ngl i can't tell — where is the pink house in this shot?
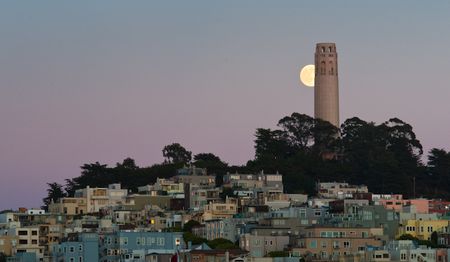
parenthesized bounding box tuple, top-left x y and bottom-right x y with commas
(379, 198, 429, 213)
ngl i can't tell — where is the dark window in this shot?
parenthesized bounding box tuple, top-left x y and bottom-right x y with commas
(18, 230, 28, 236)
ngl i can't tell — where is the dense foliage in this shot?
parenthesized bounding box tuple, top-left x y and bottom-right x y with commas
(43, 113, 450, 207)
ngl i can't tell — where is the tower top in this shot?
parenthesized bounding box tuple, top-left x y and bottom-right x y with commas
(315, 43, 337, 53)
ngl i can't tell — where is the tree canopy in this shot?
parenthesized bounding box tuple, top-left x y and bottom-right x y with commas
(44, 113, 450, 206)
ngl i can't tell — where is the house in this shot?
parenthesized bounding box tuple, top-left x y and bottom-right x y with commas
(100, 231, 184, 261)
(240, 233, 290, 257)
(52, 233, 99, 262)
(292, 226, 384, 261)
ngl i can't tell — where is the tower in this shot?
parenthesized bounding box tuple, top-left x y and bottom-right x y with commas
(314, 43, 339, 127)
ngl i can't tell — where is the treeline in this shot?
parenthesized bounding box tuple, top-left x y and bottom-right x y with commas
(43, 113, 450, 207)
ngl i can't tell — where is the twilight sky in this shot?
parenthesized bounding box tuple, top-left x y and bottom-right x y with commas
(1, 1, 450, 209)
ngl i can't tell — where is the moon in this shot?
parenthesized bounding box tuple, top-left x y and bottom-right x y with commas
(300, 64, 315, 87)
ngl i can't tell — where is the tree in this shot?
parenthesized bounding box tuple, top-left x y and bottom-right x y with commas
(266, 251, 290, 257)
(431, 231, 438, 247)
(427, 148, 450, 196)
(0, 253, 7, 262)
(64, 179, 77, 197)
(183, 232, 207, 245)
(254, 128, 291, 161)
(397, 234, 417, 241)
(193, 153, 228, 185)
(116, 157, 138, 169)
(42, 182, 66, 207)
(162, 143, 192, 164)
(277, 113, 315, 151)
(311, 118, 340, 155)
(207, 238, 238, 249)
(183, 220, 201, 233)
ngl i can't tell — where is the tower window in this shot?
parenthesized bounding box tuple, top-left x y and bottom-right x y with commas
(329, 46, 333, 52)
(321, 47, 325, 53)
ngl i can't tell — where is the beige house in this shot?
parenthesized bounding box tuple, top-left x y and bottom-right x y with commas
(74, 184, 128, 213)
(292, 226, 384, 261)
(48, 197, 87, 215)
(203, 198, 237, 221)
(0, 235, 18, 256)
(11, 226, 44, 260)
(240, 233, 290, 257)
(317, 182, 368, 199)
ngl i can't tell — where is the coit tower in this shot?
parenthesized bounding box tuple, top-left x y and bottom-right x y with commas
(314, 43, 339, 127)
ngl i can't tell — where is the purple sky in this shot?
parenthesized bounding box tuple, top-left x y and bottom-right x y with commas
(1, 1, 450, 209)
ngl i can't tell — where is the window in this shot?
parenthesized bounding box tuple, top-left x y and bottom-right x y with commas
(333, 241, 339, 248)
(120, 237, 128, 245)
(320, 61, 326, 75)
(18, 230, 28, 236)
(157, 237, 165, 246)
(344, 241, 350, 248)
(18, 240, 28, 245)
(70, 246, 75, 253)
(79, 245, 83, 251)
(309, 240, 317, 249)
(31, 230, 38, 236)
(32, 240, 37, 245)
(79, 257, 83, 262)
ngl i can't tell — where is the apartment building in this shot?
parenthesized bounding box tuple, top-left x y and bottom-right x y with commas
(292, 226, 384, 261)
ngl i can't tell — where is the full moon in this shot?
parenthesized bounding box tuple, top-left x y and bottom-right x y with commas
(300, 64, 315, 87)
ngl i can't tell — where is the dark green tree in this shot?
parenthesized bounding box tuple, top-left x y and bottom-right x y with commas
(0, 252, 7, 262)
(116, 157, 138, 169)
(183, 220, 201, 233)
(193, 153, 228, 186)
(266, 251, 290, 257)
(207, 238, 238, 249)
(183, 232, 207, 245)
(163, 143, 192, 164)
(277, 113, 315, 151)
(427, 148, 450, 196)
(42, 182, 66, 207)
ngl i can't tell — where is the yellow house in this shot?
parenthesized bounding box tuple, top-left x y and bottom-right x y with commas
(397, 219, 450, 240)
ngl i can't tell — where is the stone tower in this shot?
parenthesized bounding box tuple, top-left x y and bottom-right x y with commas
(314, 43, 339, 127)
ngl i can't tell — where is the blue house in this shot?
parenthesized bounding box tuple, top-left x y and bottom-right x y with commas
(52, 233, 99, 262)
(101, 231, 184, 261)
